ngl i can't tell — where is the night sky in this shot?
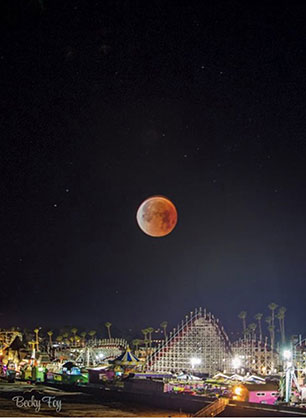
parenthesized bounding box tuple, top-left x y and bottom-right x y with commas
(2, 1, 306, 339)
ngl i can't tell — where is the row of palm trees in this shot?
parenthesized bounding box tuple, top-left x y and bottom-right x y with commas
(32, 322, 113, 348)
(132, 321, 168, 352)
(238, 303, 287, 350)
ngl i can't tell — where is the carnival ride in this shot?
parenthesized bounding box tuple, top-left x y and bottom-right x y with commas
(72, 338, 127, 367)
(293, 337, 306, 379)
(231, 336, 279, 375)
(0, 330, 23, 351)
(281, 345, 306, 404)
(146, 306, 285, 378)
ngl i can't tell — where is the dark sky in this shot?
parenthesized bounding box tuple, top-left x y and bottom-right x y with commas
(2, 0, 306, 339)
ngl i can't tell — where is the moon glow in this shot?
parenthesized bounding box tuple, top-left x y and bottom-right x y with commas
(136, 196, 178, 237)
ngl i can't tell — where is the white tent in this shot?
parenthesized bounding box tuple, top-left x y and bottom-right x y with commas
(229, 374, 244, 381)
(244, 374, 265, 383)
(213, 373, 231, 380)
(176, 373, 201, 381)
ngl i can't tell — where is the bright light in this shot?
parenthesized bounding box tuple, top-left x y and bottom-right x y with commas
(232, 356, 242, 369)
(190, 357, 201, 368)
(283, 350, 292, 360)
(99, 353, 104, 359)
(234, 386, 242, 396)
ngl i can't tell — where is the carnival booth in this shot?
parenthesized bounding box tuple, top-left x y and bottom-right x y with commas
(88, 365, 115, 383)
(164, 373, 204, 394)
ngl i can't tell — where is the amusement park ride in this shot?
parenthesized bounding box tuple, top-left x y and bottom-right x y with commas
(148, 307, 282, 376)
(0, 308, 305, 407)
(72, 338, 127, 367)
(148, 307, 232, 375)
(282, 338, 306, 403)
(282, 349, 301, 402)
(0, 330, 23, 351)
(146, 307, 306, 404)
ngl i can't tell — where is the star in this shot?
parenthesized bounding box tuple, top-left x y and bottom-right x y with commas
(53, 204, 58, 208)
(65, 189, 70, 193)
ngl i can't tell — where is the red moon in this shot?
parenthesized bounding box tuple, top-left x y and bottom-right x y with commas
(136, 196, 178, 237)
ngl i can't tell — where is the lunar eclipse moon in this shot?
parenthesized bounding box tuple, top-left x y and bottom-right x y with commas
(136, 196, 178, 237)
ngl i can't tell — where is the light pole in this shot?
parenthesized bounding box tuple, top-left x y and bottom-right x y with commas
(232, 356, 242, 373)
(283, 349, 293, 403)
(190, 357, 201, 370)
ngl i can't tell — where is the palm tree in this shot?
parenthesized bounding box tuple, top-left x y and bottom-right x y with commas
(80, 331, 87, 346)
(34, 328, 40, 351)
(142, 328, 148, 340)
(243, 326, 249, 340)
(62, 332, 69, 345)
(254, 313, 263, 341)
(47, 331, 53, 347)
(238, 311, 247, 334)
(132, 339, 141, 352)
(278, 306, 287, 344)
(268, 325, 275, 351)
(160, 321, 168, 340)
(249, 323, 257, 340)
(141, 329, 149, 355)
(265, 316, 272, 347)
(71, 328, 78, 345)
(268, 303, 278, 351)
(147, 327, 154, 348)
(88, 330, 96, 340)
(268, 303, 278, 327)
(105, 322, 112, 339)
(56, 335, 63, 350)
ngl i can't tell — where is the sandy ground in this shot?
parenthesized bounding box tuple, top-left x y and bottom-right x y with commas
(0, 398, 188, 417)
(0, 382, 187, 417)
